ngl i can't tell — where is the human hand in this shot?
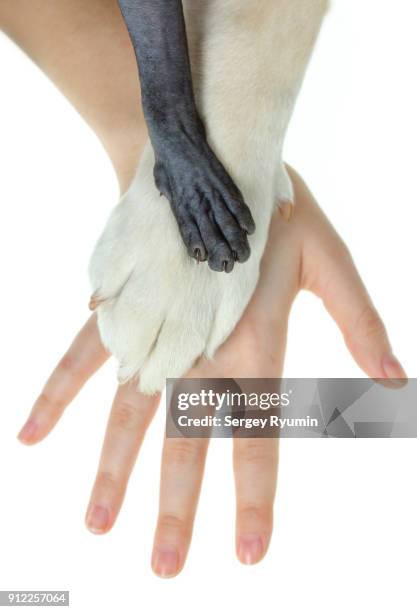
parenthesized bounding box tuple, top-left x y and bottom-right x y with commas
(17, 167, 406, 577)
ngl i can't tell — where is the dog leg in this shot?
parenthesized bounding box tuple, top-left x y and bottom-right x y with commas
(91, 0, 328, 394)
(117, 0, 255, 272)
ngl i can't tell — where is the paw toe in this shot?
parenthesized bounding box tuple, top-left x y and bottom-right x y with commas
(182, 222, 208, 262)
(225, 197, 256, 235)
(221, 226, 251, 264)
(208, 245, 235, 273)
(139, 315, 209, 394)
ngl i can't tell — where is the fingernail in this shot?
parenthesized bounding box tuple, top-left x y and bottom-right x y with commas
(86, 505, 110, 534)
(237, 535, 264, 565)
(382, 354, 408, 387)
(17, 418, 38, 444)
(152, 545, 179, 578)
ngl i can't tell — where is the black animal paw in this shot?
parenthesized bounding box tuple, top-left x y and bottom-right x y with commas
(153, 137, 255, 273)
(118, 0, 255, 272)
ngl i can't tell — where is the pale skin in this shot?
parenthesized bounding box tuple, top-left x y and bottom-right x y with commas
(1, 0, 406, 578)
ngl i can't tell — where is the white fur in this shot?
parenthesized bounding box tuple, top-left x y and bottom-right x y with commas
(89, 0, 328, 394)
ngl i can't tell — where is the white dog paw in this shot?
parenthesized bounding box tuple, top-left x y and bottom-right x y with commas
(89, 145, 264, 394)
(89, 146, 295, 394)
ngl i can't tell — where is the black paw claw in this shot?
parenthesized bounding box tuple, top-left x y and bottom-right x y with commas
(222, 260, 234, 274)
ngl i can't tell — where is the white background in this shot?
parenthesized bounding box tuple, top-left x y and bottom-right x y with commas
(1, 1, 416, 610)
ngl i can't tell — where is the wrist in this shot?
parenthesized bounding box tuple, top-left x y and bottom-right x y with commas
(145, 103, 205, 152)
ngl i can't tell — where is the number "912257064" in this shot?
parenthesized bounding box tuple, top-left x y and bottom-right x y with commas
(0, 591, 69, 606)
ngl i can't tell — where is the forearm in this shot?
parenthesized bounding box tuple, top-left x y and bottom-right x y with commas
(0, 0, 148, 193)
(117, 0, 201, 147)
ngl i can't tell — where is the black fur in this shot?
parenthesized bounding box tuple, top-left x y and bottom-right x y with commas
(118, 0, 255, 272)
